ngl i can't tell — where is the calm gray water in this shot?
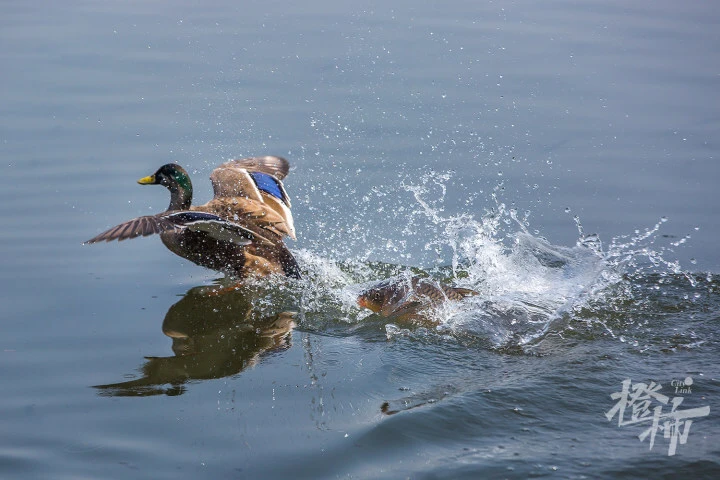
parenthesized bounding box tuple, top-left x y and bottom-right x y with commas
(1, 0, 719, 478)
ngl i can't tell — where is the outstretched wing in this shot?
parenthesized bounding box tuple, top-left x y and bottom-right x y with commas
(209, 156, 291, 206)
(206, 155, 296, 239)
(85, 215, 176, 243)
(85, 211, 272, 246)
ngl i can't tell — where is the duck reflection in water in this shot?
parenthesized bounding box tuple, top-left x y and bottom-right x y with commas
(94, 284, 295, 397)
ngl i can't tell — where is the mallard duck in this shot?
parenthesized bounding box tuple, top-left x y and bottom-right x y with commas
(357, 275, 477, 321)
(86, 156, 301, 279)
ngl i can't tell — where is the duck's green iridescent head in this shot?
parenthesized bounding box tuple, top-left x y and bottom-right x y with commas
(138, 163, 193, 211)
(137, 163, 190, 188)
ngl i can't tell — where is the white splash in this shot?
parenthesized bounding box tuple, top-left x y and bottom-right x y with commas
(289, 170, 695, 348)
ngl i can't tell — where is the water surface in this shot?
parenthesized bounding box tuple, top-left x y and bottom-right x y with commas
(1, 0, 719, 478)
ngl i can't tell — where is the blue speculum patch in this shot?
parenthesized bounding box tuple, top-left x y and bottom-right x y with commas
(250, 172, 285, 203)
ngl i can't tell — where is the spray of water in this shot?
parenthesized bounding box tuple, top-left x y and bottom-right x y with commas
(256, 170, 703, 351)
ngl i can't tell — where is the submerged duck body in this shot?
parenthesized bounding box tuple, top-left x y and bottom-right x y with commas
(86, 156, 300, 279)
(357, 275, 478, 321)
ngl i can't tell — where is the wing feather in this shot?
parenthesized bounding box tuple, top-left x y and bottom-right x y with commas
(203, 155, 296, 240)
(197, 199, 294, 239)
(85, 215, 174, 243)
(221, 155, 290, 180)
(86, 210, 277, 246)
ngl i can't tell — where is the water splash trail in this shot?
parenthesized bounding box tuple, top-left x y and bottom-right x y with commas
(276, 171, 706, 351)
